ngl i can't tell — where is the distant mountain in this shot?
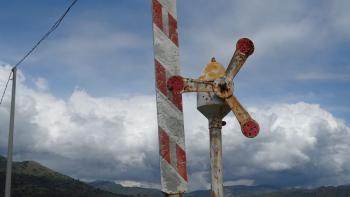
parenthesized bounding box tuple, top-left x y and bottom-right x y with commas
(90, 181, 281, 197)
(0, 155, 129, 197)
(0, 156, 70, 179)
(250, 185, 350, 197)
(90, 180, 164, 197)
(90, 180, 350, 197)
(1, 155, 350, 197)
(187, 185, 280, 197)
(187, 185, 350, 197)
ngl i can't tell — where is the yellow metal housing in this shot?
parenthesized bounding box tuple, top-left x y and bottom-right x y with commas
(199, 58, 226, 81)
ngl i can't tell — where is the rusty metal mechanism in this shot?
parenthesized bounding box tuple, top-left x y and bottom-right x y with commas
(152, 1, 259, 196)
(167, 38, 259, 138)
(167, 38, 259, 197)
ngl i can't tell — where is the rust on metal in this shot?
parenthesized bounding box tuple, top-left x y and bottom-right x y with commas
(213, 77, 233, 99)
(160, 14, 260, 195)
(167, 76, 216, 94)
(225, 51, 247, 81)
(236, 38, 254, 56)
(153, 1, 260, 196)
(167, 76, 184, 95)
(225, 95, 251, 125)
(166, 52, 260, 137)
(183, 78, 215, 93)
(156, 60, 183, 111)
(209, 117, 224, 197)
(242, 119, 259, 138)
(225, 38, 255, 80)
(225, 95, 259, 138)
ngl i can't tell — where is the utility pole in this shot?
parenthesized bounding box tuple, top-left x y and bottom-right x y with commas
(5, 67, 17, 197)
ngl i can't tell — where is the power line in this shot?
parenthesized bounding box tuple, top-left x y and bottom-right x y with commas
(0, 72, 12, 105)
(14, 0, 79, 69)
(0, 0, 79, 106)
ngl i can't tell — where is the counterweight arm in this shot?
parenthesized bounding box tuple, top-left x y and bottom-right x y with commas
(225, 95, 259, 138)
(166, 38, 259, 139)
(167, 76, 215, 94)
(225, 38, 254, 81)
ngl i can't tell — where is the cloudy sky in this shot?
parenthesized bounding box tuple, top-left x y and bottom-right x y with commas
(0, 0, 350, 192)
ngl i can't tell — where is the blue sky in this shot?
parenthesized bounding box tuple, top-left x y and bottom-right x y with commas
(0, 0, 350, 191)
(1, 0, 349, 120)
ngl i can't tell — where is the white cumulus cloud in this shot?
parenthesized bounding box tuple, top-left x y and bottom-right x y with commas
(0, 65, 349, 191)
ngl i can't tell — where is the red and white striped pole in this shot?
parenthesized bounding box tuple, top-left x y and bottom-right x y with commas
(151, 0, 188, 196)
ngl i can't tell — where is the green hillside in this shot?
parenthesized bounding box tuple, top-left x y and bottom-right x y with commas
(0, 156, 129, 197)
(1, 155, 350, 197)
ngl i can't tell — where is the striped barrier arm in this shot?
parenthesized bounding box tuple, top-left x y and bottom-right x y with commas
(151, 0, 188, 195)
